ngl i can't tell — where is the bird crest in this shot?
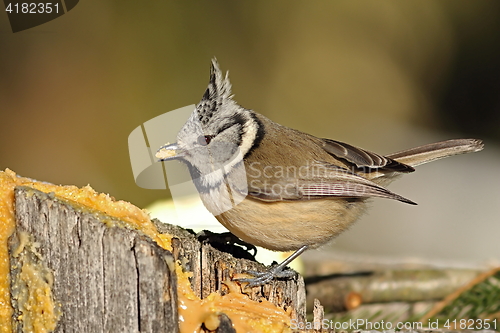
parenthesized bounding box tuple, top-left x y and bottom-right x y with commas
(197, 58, 234, 125)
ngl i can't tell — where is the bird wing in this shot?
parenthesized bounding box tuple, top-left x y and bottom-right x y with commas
(247, 162, 416, 204)
(321, 139, 415, 173)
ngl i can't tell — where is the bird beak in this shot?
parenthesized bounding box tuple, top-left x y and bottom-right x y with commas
(155, 142, 184, 161)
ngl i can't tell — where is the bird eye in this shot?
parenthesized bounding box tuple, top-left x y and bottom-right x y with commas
(197, 135, 213, 146)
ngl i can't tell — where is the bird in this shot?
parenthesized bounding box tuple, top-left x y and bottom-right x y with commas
(156, 59, 484, 286)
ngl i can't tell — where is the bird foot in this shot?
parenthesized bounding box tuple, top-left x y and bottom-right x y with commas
(235, 265, 297, 287)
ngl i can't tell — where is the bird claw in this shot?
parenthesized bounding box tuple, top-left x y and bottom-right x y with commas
(235, 267, 297, 287)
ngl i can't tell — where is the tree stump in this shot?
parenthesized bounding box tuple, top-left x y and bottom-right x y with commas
(8, 186, 307, 332)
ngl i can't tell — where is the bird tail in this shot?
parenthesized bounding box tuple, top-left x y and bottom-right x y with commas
(386, 139, 484, 167)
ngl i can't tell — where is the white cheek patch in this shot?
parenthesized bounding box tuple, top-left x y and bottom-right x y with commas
(238, 113, 258, 157)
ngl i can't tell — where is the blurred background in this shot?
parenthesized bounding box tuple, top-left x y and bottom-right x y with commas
(1, 1, 499, 267)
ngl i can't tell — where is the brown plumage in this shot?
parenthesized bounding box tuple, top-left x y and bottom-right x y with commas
(216, 113, 483, 251)
(157, 59, 484, 285)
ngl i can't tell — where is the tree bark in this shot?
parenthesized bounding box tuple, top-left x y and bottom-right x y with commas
(9, 186, 306, 332)
(9, 186, 179, 333)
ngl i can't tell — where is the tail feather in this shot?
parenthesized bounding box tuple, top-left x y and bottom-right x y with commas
(386, 139, 484, 167)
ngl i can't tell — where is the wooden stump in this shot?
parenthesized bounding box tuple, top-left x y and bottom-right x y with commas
(9, 186, 179, 332)
(8, 186, 307, 332)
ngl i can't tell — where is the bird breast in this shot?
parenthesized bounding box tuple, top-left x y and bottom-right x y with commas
(214, 196, 367, 252)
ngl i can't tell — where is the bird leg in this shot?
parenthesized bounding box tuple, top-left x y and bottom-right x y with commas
(235, 245, 308, 287)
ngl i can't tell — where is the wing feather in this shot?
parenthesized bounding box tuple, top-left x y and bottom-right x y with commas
(247, 162, 416, 204)
(322, 139, 414, 173)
